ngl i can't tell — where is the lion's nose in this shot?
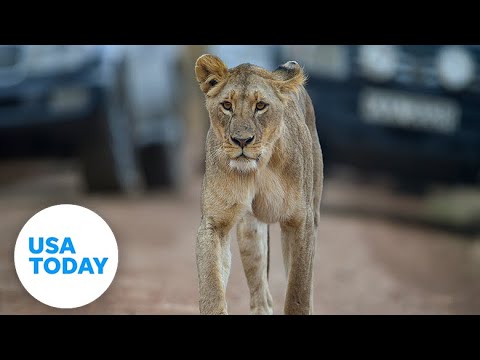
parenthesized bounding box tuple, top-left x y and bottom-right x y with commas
(231, 135, 255, 148)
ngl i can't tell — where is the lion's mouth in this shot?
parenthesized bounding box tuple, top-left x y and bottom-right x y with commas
(226, 145, 261, 163)
(237, 154, 253, 160)
(236, 153, 259, 162)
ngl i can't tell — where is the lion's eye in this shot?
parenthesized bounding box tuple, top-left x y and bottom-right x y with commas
(256, 101, 268, 111)
(222, 101, 232, 111)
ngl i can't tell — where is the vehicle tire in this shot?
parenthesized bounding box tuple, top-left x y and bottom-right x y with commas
(80, 65, 141, 194)
(139, 143, 183, 191)
(458, 165, 480, 185)
(394, 178, 429, 196)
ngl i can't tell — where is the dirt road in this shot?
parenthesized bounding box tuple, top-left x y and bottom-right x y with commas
(0, 161, 479, 314)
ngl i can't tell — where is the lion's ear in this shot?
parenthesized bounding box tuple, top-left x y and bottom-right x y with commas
(273, 60, 307, 93)
(195, 54, 228, 94)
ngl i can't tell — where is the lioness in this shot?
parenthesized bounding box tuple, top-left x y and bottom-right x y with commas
(195, 54, 323, 315)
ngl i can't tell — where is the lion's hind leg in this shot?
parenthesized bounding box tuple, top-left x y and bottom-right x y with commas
(236, 212, 273, 315)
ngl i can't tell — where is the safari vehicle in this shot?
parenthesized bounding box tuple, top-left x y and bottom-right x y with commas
(279, 45, 480, 190)
(0, 45, 183, 193)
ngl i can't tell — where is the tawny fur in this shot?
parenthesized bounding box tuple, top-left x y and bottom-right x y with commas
(195, 54, 323, 315)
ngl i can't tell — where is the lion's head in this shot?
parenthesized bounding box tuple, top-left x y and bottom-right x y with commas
(195, 54, 307, 173)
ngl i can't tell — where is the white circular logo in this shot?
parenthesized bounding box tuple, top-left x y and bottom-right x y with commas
(14, 204, 118, 309)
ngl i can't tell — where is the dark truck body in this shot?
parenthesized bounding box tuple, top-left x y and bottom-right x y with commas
(279, 45, 480, 186)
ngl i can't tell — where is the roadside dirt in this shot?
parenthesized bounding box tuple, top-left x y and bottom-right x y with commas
(0, 161, 479, 314)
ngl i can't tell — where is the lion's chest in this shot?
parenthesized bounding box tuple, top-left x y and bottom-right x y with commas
(251, 168, 295, 224)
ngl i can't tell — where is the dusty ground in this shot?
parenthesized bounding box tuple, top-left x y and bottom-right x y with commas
(0, 160, 479, 315)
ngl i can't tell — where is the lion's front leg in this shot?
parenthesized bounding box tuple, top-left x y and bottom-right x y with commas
(237, 212, 273, 315)
(196, 217, 233, 315)
(280, 210, 316, 315)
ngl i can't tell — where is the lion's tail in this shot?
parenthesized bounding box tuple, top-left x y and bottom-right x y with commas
(267, 224, 270, 281)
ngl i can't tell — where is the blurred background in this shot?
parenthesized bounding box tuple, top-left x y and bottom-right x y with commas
(0, 45, 479, 314)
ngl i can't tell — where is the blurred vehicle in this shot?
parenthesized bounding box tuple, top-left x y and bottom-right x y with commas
(125, 45, 184, 191)
(0, 45, 183, 193)
(208, 45, 278, 70)
(279, 45, 480, 191)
